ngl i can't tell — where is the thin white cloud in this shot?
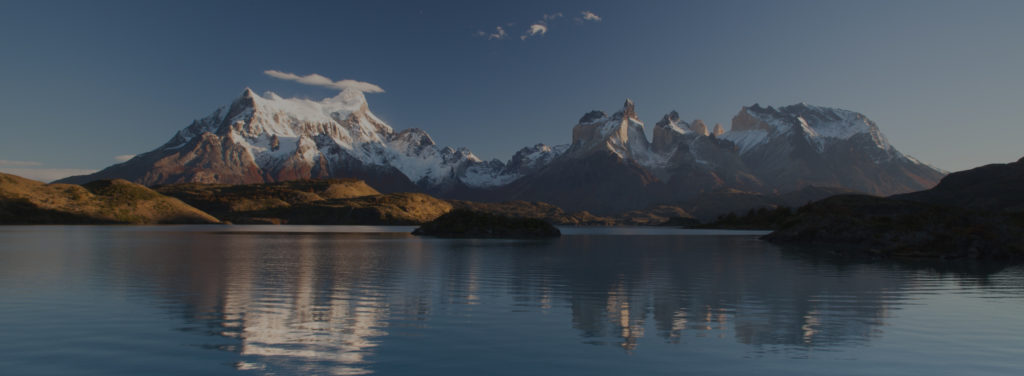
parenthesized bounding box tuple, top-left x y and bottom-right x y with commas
(263, 70, 384, 93)
(482, 10, 600, 42)
(0, 160, 42, 167)
(581, 11, 602, 22)
(487, 26, 508, 40)
(521, 24, 548, 40)
(0, 168, 98, 183)
(114, 155, 135, 162)
(542, 12, 563, 21)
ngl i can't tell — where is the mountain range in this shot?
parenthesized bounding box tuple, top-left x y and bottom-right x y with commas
(59, 89, 945, 214)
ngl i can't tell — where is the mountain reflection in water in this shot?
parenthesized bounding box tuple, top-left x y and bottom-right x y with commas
(1, 226, 1021, 376)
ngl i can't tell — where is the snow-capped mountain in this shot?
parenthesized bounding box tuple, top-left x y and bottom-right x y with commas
(720, 103, 944, 195)
(60, 88, 508, 190)
(486, 100, 943, 213)
(59, 90, 944, 214)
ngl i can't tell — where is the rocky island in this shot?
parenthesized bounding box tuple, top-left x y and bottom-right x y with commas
(412, 210, 561, 238)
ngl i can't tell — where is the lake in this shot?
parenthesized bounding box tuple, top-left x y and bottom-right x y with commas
(1, 226, 1022, 375)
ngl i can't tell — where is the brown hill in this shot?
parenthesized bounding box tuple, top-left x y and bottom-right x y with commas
(279, 193, 453, 225)
(156, 180, 448, 225)
(155, 179, 379, 221)
(0, 173, 219, 224)
(157, 178, 701, 226)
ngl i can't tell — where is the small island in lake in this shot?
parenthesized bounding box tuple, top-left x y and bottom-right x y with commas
(412, 209, 561, 238)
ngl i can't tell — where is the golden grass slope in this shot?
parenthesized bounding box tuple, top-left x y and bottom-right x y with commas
(0, 172, 219, 224)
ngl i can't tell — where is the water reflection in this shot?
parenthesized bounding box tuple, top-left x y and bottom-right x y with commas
(2, 227, 1022, 375)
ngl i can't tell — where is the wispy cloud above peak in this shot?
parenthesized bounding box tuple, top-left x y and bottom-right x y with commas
(489, 26, 508, 40)
(478, 9, 601, 42)
(264, 70, 384, 93)
(580, 11, 602, 22)
(521, 24, 548, 40)
(542, 12, 563, 21)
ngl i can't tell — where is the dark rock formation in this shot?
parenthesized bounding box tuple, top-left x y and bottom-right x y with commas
(893, 155, 1024, 212)
(763, 195, 1024, 260)
(412, 209, 561, 238)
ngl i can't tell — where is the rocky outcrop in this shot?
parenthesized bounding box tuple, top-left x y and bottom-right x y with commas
(712, 123, 725, 136)
(689, 119, 710, 136)
(651, 111, 686, 153)
(567, 99, 648, 160)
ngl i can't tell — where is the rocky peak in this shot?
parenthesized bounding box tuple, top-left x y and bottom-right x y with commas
(652, 111, 688, 154)
(579, 110, 607, 124)
(731, 106, 777, 133)
(393, 128, 436, 148)
(569, 99, 648, 159)
(506, 143, 567, 173)
(689, 119, 710, 136)
(327, 88, 370, 112)
(713, 123, 725, 136)
(655, 111, 682, 128)
(619, 99, 638, 120)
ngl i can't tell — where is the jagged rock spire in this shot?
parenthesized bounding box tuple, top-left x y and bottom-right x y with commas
(689, 119, 710, 136)
(621, 99, 637, 120)
(713, 123, 725, 136)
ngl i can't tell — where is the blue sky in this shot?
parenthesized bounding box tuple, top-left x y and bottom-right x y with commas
(1, 0, 1022, 181)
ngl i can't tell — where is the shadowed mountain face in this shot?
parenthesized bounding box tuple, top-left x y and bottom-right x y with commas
(761, 156, 1024, 259)
(58, 90, 944, 214)
(893, 155, 1024, 212)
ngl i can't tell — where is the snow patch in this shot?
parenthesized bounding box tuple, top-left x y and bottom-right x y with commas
(721, 130, 768, 154)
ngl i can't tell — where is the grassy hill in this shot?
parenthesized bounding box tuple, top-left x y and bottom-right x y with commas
(157, 179, 699, 226)
(156, 180, 451, 225)
(0, 173, 219, 224)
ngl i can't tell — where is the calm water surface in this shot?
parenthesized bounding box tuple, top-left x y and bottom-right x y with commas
(1, 226, 1022, 375)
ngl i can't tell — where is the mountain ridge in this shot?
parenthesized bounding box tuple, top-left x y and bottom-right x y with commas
(58, 89, 946, 214)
